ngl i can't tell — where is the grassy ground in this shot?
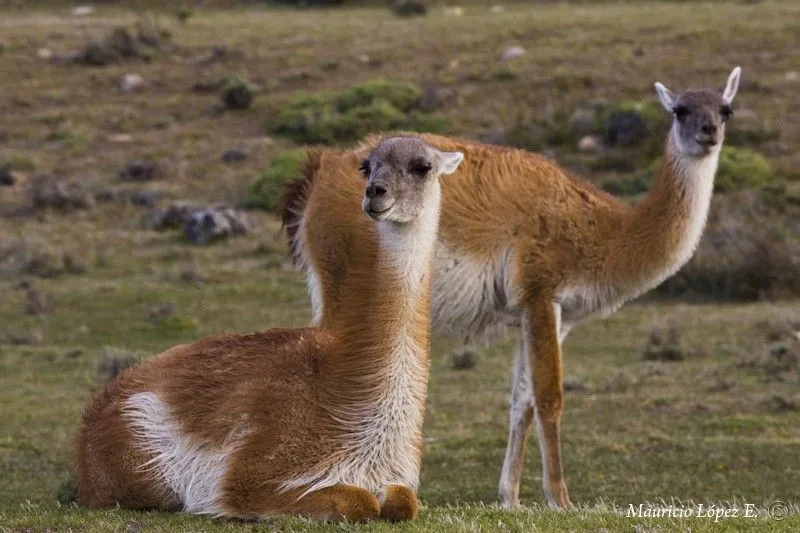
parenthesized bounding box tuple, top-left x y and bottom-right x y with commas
(1, 1, 799, 531)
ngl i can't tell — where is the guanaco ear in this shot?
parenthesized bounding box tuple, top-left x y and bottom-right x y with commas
(722, 66, 742, 105)
(654, 82, 676, 112)
(438, 151, 464, 175)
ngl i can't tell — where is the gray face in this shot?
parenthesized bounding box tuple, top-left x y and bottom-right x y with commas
(670, 89, 733, 157)
(360, 137, 463, 224)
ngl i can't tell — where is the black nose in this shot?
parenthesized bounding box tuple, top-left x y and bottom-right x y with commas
(366, 183, 387, 199)
(701, 124, 717, 135)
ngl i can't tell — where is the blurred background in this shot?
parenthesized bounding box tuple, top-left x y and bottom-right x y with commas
(0, 0, 798, 528)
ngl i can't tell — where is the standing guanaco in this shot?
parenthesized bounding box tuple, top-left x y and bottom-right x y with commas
(76, 137, 464, 521)
(282, 67, 742, 508)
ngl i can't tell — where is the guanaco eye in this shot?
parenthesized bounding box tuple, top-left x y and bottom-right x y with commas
(672, 105, 690, 121)
(359, 159, 370, 179)
(409, 158, 432, 175)
(720, 105, 733, 122)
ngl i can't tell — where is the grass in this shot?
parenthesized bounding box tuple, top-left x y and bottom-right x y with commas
(1, 1, 799, 530)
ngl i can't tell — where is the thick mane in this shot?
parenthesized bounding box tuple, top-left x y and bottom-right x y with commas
(279, 148, 326, 267)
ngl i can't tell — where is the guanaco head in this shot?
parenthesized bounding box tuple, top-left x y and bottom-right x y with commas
(360, 136, 463, 223)
(654, 66, 741, 157)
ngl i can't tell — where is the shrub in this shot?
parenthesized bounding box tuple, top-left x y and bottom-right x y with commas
(221, 74, 258, 111)
(246, 149, 308, 211)
(271, 79, 445, 145)
(336, 79, 422, 113)
(714, 146, 774, 193)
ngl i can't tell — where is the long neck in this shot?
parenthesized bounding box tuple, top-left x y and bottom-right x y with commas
(325, 183, 442, 401)
(611, 128, 718, 295)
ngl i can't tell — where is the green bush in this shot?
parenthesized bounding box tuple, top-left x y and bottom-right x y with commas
(246, 149, 308, 211)
(714, 146, 774, 193)
(271, 78, 446, 145)
(336, 78, 422, 113)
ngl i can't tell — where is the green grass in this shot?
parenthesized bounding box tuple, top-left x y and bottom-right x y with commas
(1, 1, 799, 530)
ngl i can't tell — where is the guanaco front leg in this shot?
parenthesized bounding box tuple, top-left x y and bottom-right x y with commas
(379, 484, 419, 521)
(498, 334, 535, 508)
(284, 484, 381, 522)
(527, 300, 572, 508)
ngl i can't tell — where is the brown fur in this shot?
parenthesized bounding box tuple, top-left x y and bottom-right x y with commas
(283, 122, 727, 508)
(76, 139, 447, 521)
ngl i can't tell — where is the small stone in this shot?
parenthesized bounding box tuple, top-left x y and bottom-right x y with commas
(502, 46, 525, 61)
(119, 73, 145, 93)
(184, 206, 254, 245)
(451, 349, 479, 370)
(37, 48, 54, 60)
(491, 5, 505, 13)
(95, 188, 122, 203)
(1, 167, 25, 186)
(564, 375, 588, 392)
(71, 5, 95, 16)
(785, 71, 800, 82)
(221, 149, 249, 164)
(106, 133, 133, 143)
(578, 135, 602, 153)
(192, 79, 222, 93)
(392, 0, 428, 17)
(120, 160, 168, 182)
(443, 6, 464, 16)
(131, 190, 163, 207)
(147, 201, 197, 230)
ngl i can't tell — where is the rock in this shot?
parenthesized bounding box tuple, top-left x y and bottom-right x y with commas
(192, 79, 223, 93)
(106, 133, 134, 143)
(71, 5, 95, 16)
(1, 167, 25, 186)
(502, 46, 525, 61)
(443, 6, 464, 16)
(451, 349, 479, 370)
(76, 26, 161, 67)
(392, 0, 428, 17)
(79, 42, 117, 66)
(131, 190, 163, 207)
(785, 71, 800, 82)
(578, 135, 602, 153)
(563, 375, 588, 392)
(221, 149, 249, 164)
(28, 175, 95, 211)
(491, 5, 505, 13)
(148, 201, 197, 230)
(119, 73, 145, 93)
(184, 206, 254, 245)
(119, 160, 168, 182)
(37, 48, 54, 60)
(95, 188, 122, 203)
